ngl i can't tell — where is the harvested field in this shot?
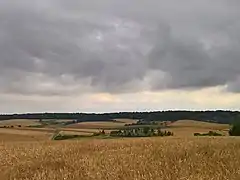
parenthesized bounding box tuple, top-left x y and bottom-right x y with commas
(60, 131, 93, 136)
(0, 128, 52, 142)
(0, 119, 41, 127)
(165, 120, 230, 136)
(169, 120, 229, 130)
(61, 128, 112, 134)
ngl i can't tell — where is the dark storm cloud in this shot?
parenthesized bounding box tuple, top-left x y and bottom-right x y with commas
(0, 0, 240, 96)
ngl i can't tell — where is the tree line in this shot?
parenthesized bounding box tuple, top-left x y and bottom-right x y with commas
(0, 110, 239, 124)
(110, 127, 173, 137)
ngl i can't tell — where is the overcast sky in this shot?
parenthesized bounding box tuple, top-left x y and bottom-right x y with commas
(1, 0, 240, 113)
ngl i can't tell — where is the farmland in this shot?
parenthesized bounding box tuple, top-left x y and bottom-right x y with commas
(1, 137, 240, 180)
(1, 118, 239, 180)
(0, 119, 41, 126)
(165, 120, 230, 136)
(0, 119, 230, 142)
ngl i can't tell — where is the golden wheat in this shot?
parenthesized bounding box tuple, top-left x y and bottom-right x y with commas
(1, 137, 240, 180)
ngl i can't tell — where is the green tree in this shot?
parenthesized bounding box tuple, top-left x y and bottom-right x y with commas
(151, 129, 155, 136)
(143, 126, 150, 135)
(229, 122, 240, 136)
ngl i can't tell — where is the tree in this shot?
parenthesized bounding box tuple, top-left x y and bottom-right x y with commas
(229, 122, 240, 136)
(151, 129, 155, 136)
(143, 127, 150, 135)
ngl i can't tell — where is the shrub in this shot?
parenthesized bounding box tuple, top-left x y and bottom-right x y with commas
(53, 133, 83, 140)
(194, 131, 223, 136)
(194, 133, 201, 136)
(93, 132, 101, 136)
(143, 127, 150, 135)
(229, 122, 240, 136)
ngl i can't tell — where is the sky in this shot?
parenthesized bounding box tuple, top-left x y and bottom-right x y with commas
(1, 0, 240, 113)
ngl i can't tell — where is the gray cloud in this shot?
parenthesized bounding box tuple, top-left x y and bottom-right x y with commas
(1, 0, 240, 96)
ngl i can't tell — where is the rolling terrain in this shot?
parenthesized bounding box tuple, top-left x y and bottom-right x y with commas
(165, 120, 230, 136)
(0, 118, 239, 180)
(0, 119, 230, 142)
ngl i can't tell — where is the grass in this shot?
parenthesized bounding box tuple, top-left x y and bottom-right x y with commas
(1, 137, 240, 180)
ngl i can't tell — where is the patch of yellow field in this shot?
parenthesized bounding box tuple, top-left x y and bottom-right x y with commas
(169, 120, 229, 130)
(165, 120, 230, 136)
(60, 128, 111, 134)
(0, 128, 52, 142)
(0, 119, 41, 126)
(17, 127, 56, 133)
(1, 137, 240, 180)
(60, 131, 93, 136)
(164, 127, 228, 136)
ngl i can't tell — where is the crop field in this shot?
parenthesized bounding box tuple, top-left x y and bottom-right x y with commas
(0, 119, 239, 179)
(66, 120, 130, 129)
(166, 120, 230, 136)
(61, 128, 112, 134)
(169, 120, 229, 130)
(0, 119, 231, 142)
(0, 128, 52, 142)
(0, 119, 41, 127)
(0, 137, 240, 180)
(60, 130, 93, 136)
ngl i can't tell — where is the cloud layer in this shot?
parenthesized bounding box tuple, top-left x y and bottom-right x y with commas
(1, 0, 240, 97)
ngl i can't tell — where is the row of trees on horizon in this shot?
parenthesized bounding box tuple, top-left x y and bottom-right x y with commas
(0, 110, 240, 124)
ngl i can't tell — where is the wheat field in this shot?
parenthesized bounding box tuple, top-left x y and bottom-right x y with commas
(1, 137, 240, 180)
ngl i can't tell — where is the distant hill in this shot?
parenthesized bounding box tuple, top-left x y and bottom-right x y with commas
(0, 110, 239, 124)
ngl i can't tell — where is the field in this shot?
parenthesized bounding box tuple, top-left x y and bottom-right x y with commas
(0, 119, 230, 142)
(0, 119, 239, 179)
(66, 119, 138, 129)
(0, 128, 52, 142)
(166, 120, 230, 136)
(0, 118, 139, 142)
(0, 119, 41, 126)
(1, 137, 240, 180)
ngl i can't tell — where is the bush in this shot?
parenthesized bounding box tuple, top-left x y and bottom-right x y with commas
(194, 131, 223, 136)
(53, 133, 85, 140)
(93, 132, 101, 136)
(229, 122, 240, 136)
(194, 133, 201, 136)
(143, 127, 150, 135)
